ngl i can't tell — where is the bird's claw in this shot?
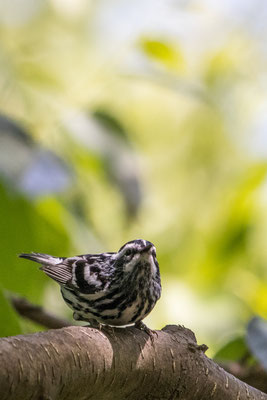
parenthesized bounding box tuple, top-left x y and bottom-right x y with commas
(135, 321, 158, 343)
(102, 325, 115, 335)
(86, 318, 102, 330)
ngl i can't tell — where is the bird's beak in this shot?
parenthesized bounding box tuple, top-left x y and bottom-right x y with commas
(139, 244, 153, 254)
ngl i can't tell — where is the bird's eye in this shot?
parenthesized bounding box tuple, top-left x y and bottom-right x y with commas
(125, 249, 132, 256)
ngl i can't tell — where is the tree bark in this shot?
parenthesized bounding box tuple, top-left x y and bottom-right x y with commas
(0, 325, 266, 400)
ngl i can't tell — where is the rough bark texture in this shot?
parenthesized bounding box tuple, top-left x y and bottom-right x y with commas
(0, 325, 266, 400)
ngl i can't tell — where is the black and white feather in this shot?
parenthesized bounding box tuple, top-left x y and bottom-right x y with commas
(19, 239, 161, 328)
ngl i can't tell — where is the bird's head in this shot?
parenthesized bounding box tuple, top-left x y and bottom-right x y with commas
(114, 239, 158, 276)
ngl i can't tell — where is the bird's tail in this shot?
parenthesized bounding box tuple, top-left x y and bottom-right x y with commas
(19, 253, 62, 266)
(19, 253, 70, 285)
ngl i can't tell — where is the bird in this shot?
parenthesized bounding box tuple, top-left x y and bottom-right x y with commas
(19, 239, 161, 335)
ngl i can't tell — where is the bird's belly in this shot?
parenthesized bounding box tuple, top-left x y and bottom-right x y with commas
(61, 287, 155, 326)
(97, 296, 153, 326)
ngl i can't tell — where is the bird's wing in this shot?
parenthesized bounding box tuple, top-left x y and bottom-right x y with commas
(20, 252, 114, 294)
(67, 254, 113, 294)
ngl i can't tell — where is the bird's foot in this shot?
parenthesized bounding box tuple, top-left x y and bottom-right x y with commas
(135, 321, 158, 343)
(102, 325, 115, 335)
(88, 319, 103, 330)
(73, 313, 103, 330)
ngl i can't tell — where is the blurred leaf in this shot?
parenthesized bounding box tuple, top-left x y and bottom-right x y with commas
(65, 110, 142, 217)
(246, 316, 267, 371)
(19, 150, 72, 196)
(204, 44, 240, 87)
(93, 110, 142, 217)
(0, 113, 72, 196)
(0, 181, 71, 302)
(140, 38, 185, 72)
(19, 61, 62, 89)
(214, 336, 248, 362)
(216, 163, 267, 259)
(93, 110, 128, 141)
(0, 288, 22, 337)
(0, 114, 31, 144)
(192, 162, 267, 289)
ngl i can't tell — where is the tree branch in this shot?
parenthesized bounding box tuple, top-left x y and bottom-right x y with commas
(0, 325, 266, 400)
(221, 362, 267, 395)
(10, 295, 72, 329)
(11, 295, 267, 395)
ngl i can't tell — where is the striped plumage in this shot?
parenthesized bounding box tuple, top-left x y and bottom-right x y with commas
(19, 239, 161, 329)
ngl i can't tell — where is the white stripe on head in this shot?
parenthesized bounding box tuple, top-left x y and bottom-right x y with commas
(124, 253, 139, 272)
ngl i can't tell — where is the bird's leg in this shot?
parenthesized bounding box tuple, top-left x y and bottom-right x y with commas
(73, 312, 83, 322)
(73, 313, 102, 330)
(104, 325, 115, 333)
(88, 318, 102, 330)
(135, 321, 158, 343)
(102, 325, 115, 336)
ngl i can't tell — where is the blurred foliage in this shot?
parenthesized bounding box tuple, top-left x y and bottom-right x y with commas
(0, 288, 22, 337)
(0, 0, 266, 360)
(0, 182, 71, 298)
(214, 336, 248, 363)
(246, 316, 267, 372)
(139, 38, 185, 72)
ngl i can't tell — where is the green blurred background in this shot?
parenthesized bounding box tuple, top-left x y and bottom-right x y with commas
(0, 0, 267, 355)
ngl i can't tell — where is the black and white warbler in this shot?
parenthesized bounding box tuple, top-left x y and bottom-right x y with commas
(19, 239, 161, 333)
